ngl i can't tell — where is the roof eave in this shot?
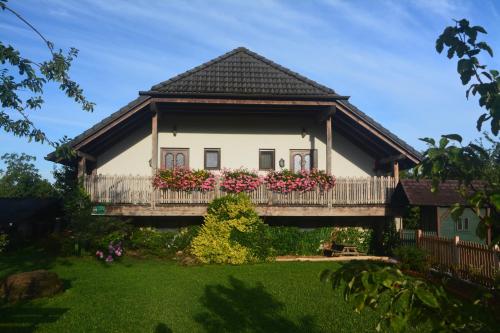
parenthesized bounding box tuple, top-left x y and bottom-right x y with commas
(138, 90, 350, 101)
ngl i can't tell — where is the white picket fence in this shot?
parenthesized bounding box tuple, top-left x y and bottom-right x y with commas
(84, 175, 396, 206)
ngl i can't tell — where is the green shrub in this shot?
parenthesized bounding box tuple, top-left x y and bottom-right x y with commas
(170, 226, 200, 254)
(393, 246, 430, 272)
(268, 226, 373, 256)
(129, 227, 175, 255)
(331, 227, 373, 254)
(0, 232, 9, 253)
(191, 194, 272, 264)
(267, 227, 303, 255)
(66, 216, 132, 253)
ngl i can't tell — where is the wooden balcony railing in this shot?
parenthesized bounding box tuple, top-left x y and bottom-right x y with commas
(83, 175, 396, 206)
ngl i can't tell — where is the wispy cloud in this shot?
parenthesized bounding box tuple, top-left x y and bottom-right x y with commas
(1, 0, 499, 178)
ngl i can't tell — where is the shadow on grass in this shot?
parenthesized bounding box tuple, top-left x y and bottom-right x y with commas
(0, 305, 68, 333)
(0, 247, 72, 280)
(194, 276, 320, 333)
(154, 322, 173, 333)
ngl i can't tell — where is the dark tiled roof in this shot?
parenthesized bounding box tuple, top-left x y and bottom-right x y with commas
(46, 47, 421, 163)
(142, 47, 343, 98)
(393, 180, 485, 206)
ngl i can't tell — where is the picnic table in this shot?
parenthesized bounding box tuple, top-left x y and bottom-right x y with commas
(331, 244, 361, 257)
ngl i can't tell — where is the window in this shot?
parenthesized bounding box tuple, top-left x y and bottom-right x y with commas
(160, 148, 189, 169)
(259, 149, 275, 170)
(204, 148, 221, 170)
(456, 217, 469, 231)
(290, 149, 317, 172)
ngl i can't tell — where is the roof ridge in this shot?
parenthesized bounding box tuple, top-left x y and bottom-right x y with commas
(240, 48, 337, 95)
(149, 47, 338, 96)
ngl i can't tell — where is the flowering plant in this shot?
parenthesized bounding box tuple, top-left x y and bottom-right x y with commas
(96, 241, 123, 263)
(153, 168, 216, 191)
(220, 168, 262, 193)
(265, 169, 335, 193)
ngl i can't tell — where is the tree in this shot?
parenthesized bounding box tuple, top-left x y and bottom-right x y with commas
(417, 19, 500, 245)
(0, 0, 93, 150)
(321, 19, 499, 332)
(0, 153, 55, 198)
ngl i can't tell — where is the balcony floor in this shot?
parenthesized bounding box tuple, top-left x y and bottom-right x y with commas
(93, 203, 392, 217)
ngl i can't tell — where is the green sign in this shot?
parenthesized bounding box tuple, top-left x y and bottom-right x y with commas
(92, 205, 106, 215)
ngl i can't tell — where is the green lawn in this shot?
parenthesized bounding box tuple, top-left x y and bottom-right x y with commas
(0, 250, 416, 333)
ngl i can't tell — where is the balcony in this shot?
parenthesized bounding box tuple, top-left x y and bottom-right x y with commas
(84, 175, 396, 217)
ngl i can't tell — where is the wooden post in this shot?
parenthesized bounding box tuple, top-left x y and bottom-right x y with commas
(487, 225, 492, 247)
(453, 235, 460, 266)
(77, 156, 86, 179)
(326, 115, 332, 175)
(393, 160, 399, 183)
(436, 207, 441, 237)
(151, 102, 159, 208)
(416, 229, 422, 247)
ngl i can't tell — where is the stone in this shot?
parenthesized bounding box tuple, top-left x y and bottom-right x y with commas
(0, 270, 64, 302)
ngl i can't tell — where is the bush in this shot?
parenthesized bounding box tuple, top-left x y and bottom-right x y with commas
(191, 194, 272, 264)
(170, 226, 200, 254)
(39, 231, 80, 256)
(268, 227, 331, 256)
(129, 227, 175, 255)
(268, 226, 373, 256)
(393, 246, 430, 273)
(331, 227, 373, 254)
(0, 232, 8, 253)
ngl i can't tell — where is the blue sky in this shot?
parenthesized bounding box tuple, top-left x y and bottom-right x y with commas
(1, 0, 499, 180)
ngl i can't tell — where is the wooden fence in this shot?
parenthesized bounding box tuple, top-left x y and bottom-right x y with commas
(84, 175, 396, 206)
(402, 230, 500, 287)
(399, 229, 437, 246)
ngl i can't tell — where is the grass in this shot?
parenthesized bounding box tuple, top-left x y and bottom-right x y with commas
(0, 249, 419, 333)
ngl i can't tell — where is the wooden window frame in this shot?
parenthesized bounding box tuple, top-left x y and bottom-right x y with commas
(160, 148, 189, 169)
(456, 217, 470, 232)
(259, 149, 275, 171)
(204, 148, 221, 170)
(289, 149, 318, 172)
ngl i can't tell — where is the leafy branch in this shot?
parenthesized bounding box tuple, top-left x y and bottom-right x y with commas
(320, 262, 495, 332)
(0, 0, 94, 147)
(435, 19, 499, 135)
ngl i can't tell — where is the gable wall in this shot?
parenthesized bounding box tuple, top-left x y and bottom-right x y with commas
(438, 207, 485, 244)
(95, 112, 377, 177)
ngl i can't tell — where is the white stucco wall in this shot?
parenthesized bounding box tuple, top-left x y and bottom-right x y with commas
(95, 112, 376, 177)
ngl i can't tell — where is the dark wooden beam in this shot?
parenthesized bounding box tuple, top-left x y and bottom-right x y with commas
(151, 102, 159, 175)
(378, 153, 406, 165)
(152, 97, 337, 106)
(77, 151, 96, 162)
(318, 105, 336, 122)
(326, 114, 333, 175)
(74, 97, 151, 150)
(393, 161, 400, 183)
(77, 157, 86, 178)
(97, 204, 391, 217)
(335, 102, 421, 164)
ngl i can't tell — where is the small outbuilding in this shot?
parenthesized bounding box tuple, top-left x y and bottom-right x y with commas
(391, 180, 488, 244)
(0, 198, 62, 240)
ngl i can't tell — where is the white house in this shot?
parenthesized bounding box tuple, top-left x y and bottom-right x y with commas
(48, 47, 421, 219)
